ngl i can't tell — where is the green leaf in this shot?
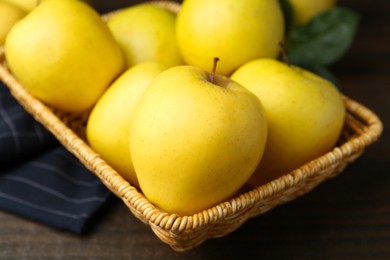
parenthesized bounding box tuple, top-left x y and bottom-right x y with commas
(278, 0, 294, 34)
(286, 7, 360, 67)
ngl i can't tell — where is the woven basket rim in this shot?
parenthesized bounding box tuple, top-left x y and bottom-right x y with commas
(0, 46, 383, 234)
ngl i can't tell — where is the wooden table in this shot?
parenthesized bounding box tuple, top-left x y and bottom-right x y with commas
(1, 0, 389, 258)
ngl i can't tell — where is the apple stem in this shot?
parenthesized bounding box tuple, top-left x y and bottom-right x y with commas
(278, 41, 291, 66)
(210, 57, 220, 84)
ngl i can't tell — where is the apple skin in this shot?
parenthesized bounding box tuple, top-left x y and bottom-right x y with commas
(231, 58, 345, 187)
(2, 0, 38, 12)
(5, 0, 125, 113)
(86, 62, 166, 188)
(0, 1, 26, 45)
(129, 65, 268, 215)
(2, 0, 91, 12)
(176, 0, 284, 76)
(107, 3, 183, 69)
(289, 0, 337, 25)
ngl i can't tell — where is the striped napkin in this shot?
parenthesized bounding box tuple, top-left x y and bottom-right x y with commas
(0, 82, 113, 234)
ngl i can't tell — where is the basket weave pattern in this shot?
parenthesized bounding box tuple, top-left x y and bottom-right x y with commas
(0, 2, 383, 251)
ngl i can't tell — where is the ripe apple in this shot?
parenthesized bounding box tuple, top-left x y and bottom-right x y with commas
(86, 62, 167, 188)
(107, 3, 183, 69)
(2, 0, 91, 12)
(231, 58, 345, 187)
(176, 0, 284, 76)
(5, 0, 125, 113)
(0, 1, 26, 45)
(289, 0, 337, 25)
(129, 64, 268, 215)
(2, 0, 38, 12)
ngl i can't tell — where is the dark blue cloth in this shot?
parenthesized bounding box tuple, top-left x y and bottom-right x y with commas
(0, 81, 112, 234)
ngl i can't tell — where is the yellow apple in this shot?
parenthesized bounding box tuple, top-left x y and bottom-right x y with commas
(107, 3, 183, 69)
(289, 0, 337, 25)
(2, 0, 39, 12)
(129, 65, 268, 215)
(5, 0, 125, 113)
(0, 1, 26, 45)
(86, 62, 167, 188)
(176, 0, 284, 76)
(231, 58, 345, 187)
(2, 0, 91, 12)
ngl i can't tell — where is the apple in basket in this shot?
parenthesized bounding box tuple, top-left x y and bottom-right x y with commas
(5, 0, 125, 113)
(231, 58, 346, 187)
(129, 60, 268, 215)
(175, 0, 285, 76)
(86, 62, 167, 188)
(0, 1, 26, 45)
(107, 3, 183, 69)
(2, 0, 92, 12)
(289, 0, 337, 25)
(1, 0, 39, 12)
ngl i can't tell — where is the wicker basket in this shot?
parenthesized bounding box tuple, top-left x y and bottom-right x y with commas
(0, 1, 383, 252)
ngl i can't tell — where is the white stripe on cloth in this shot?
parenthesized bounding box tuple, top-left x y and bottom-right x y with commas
(0, 109, 21, 154)
(29, 161, 103, 187)
(0, 192, 90, 219)
(2, 175, 107, 203)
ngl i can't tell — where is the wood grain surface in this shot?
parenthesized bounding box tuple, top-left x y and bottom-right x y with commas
(1, 0, 389, 258)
